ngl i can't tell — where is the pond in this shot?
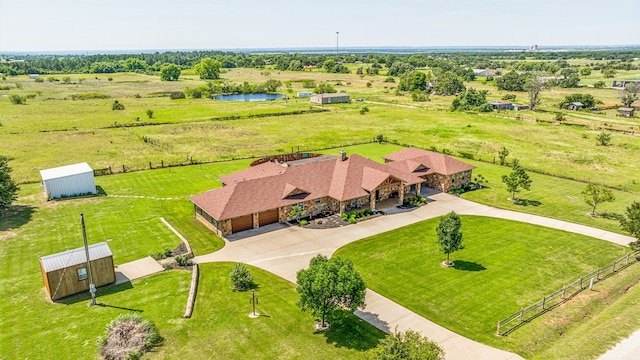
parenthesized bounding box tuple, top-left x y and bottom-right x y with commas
(214, 93, 285, 101)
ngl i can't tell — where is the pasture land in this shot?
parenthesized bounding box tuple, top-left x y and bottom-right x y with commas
(2, 71, 640, 194)
(334, 215, 635, 358)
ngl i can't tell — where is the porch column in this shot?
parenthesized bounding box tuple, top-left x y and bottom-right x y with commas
(416, 183, 421, 196)
(398, 183, 405, 205)
(339, 201, 345, 214)
(253, 213, 259, 229)
(370, 192, 376, 210)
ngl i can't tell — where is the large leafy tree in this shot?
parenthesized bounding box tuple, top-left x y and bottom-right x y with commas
(194, 57, 221, 80)
(366, 328, 445, 360)
(620, 201, 640, 241)
(434, 71, 465, 95)
(501, 159, 532, 201)
(436, 212, 464, 266)
(496, 70, 526, 91)
(296, 255, 366, 328)
(525, 77, 551, 110)
(0, 156, 19, 213)
(581, 183, 615, 216)
(620, 82, 640, 107)
(559, 93, 596, 109)
(159, 63, 181, 81)
(450, 88, 490, 112)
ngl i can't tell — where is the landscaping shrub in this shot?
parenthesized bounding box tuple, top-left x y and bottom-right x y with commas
(97, 314, 161, 360)
(300, 219, 308, 226)
(9, 94, 26, 105)
(341, 213, 349, 222)
(230, 263, 254, 291)
(349, 217, 357, 224)
(175, 254, 193, 267)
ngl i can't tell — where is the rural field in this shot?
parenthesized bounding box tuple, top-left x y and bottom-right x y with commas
(1, 57, 640, 359)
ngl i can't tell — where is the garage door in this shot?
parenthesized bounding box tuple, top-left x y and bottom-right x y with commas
(231, 214, 253, 233)
(259, 209, 279, 226)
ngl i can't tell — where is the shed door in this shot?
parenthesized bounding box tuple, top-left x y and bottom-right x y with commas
(231, 214, 253, 233)
(259, 209, 279, 226)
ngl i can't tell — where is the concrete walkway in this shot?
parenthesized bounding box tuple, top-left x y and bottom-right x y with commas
(114, 256, 164, 285)
(194, 192, 634, 360)
(599, 328, 640, 360)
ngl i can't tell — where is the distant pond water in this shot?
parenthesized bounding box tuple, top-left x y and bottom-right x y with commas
(214, 93, 285, 101)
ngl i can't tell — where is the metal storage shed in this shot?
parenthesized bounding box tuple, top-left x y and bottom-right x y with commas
(39, 242, 116, 300)
(40, 162, 96, 199)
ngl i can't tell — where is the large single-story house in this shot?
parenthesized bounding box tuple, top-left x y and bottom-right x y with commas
(191, 148, 474, 236)
(473, 69, 499, 77)
(39, 242, 115, 300)
(310, 93, 350, 104)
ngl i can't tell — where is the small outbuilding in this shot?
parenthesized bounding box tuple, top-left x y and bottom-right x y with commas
(488, 100, 514, 110)
(297, 91, 313, 98)
(39, 242, 116, 300)
(568, 102, 584, 111)
(310, 93, 350, 105)
(40, 162, 97, 200)
(618, 107, 635, 117)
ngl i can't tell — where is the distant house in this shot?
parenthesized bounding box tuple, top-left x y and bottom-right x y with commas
(568, 102, 584, 111)
(303, 65, 317, 70)
(513, 104, 530, 111)
(618, 107, 635, 117)
(40, 162, 97, 200)
(29, 74, 40, 79)
(612, 80, 640, 88)
(310, 93, 350, 105)
(473, 69, 499, 77)
(488, 100, 514, 110)
(297, 92, 313, 98)
(40, 242, 116, 300)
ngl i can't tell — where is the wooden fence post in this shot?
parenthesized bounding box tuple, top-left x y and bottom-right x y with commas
(161, 160, 164, 168)
(109, 166, 112, 174)
(580, 276, 583, 289)
(613, 260, 616, 272)
(596, 268, 600, 280)
(562, 286, 566, 299)
(626, 253, 630, 265)
(542, 297, 546, 310)
(519, 308, 524, 321)
(122, 164, 126, 173)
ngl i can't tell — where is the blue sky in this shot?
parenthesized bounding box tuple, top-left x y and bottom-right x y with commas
(1, 0, 638, 52)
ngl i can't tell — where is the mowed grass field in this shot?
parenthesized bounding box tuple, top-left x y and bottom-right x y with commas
(1, 263, 385, 359)
(334, 216, 633, 358)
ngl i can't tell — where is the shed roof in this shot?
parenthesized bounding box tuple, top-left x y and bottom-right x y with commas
(40, 242, 112, 272)
(312, 93, 350, 98)
(618, 107, 635, 112)
(40, 162, 94, 181)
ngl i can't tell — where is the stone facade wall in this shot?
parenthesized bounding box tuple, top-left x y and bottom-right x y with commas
(279, 197, 333, 221)
(377, 184, 401, 201)
(343, 196, 370, 212)
(423, 170, 472, 192)
(195, 212, 231, 237)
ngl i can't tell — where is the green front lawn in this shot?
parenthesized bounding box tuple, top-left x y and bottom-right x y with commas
(334, 216, 629, 357)
(1, 264, 384, 359)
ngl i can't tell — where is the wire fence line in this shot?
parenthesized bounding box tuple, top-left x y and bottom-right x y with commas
(496, 251, 640, 336)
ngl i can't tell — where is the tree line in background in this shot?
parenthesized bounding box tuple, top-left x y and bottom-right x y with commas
(1, 49, 639, 76)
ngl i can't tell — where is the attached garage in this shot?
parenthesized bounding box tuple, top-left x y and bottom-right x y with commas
(231, 214, 253, 233)
(259, 209, 279, 226)
(40, 162, 97, 200)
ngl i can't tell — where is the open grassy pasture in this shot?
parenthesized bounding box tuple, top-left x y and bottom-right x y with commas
(0, 263, 384, 359)
(334, 215, 631, 357)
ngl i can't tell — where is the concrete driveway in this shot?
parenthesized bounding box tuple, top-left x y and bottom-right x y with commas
(194, 192, 634, 360)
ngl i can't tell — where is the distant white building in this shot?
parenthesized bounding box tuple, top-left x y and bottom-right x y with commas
(297, 92, 313, 98)
(310, 93, 350, 105)
(29, 74, 40, 79)
(40, 162, 97, 200)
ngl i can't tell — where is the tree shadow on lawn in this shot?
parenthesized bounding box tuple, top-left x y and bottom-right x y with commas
(0, 205, 34, 232)
(514, 198, 541, 207)
(453, 260, 487, 272)
(318, 309, 386, 351)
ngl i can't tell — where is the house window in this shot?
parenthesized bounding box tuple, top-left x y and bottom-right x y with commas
(77, 267, 87, 281)
(315, 199, 322, 204)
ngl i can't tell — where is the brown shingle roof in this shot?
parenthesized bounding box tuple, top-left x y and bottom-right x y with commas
(191, 153, 423, 221)
(383, 148, 475, 176)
